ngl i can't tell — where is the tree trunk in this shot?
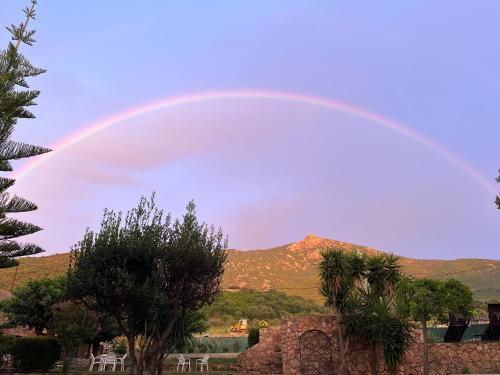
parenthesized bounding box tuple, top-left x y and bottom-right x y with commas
(369, 341, 377, 375)
(127, 334, 141, 375)
(336, 308, 346, 375)
(422, 319, 429, 375)
(61, 347, 70, 374)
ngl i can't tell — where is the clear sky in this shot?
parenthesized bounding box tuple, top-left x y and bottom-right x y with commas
(0, 1, 498, 259)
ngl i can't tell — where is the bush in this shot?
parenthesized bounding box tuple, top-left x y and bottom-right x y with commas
(0, 335, 15, 355)
(11, 336, 61, 372)
(112, 336, 128, 355)
(247, 328, 259, 347)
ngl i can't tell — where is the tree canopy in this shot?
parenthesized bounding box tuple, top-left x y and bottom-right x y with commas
(0, 0, 51, 268)
(0, 276, 66, 334)
(67, 195, 227, 375)
(397, 277, 473, 375)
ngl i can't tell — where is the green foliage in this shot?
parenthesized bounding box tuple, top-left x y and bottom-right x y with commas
(247, 327, 259, 347)
(52, 301, 97, 354)
(11, 336, 60, 372)
(496, 169, 499, 209)
(320, 248, 412, 372)
(89, 316, 122, 345)
(176, 336, 246, 354)
(112, 336, 128, 355)
(67, 195, 227, 375)
(396, 277, 473, 375)
(344, 294, 413, 370)
(1, 276, 66, 334)
(204, 289, 325, 328)
(0, 0, 51, 269)
(397, 278, 474, 324)
(0, 334, 15, 355)
(441, 279, 474, 318)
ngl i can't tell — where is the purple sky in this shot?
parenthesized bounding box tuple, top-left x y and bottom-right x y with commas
(0, 1, 498, 259)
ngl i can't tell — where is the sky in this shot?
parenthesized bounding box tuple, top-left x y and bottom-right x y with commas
(0, 1, 498, 259)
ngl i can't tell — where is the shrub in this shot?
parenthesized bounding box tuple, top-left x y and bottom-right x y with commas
(247, 328, 259, 347)
(112, 336, 128, 355)
(11, 336, 61, 372)
(0, 335, 15, 355)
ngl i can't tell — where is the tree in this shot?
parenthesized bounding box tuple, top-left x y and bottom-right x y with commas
(397, 278, 473, 375)
(0, 277, 65, 334)
(0, 0, 51, 268)
(320, 249, 413, 375)
(52, 301, 98, 373)
(496, 169, 499, 209)
(319, 248, 363, 375)
(67, 195, 227, 375)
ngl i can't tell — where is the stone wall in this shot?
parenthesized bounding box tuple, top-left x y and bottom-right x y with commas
(237, 315, 500, 375)
(280, 316, 338, 375)
(427, 341, 500, 375)
(237, 327, 282, 375)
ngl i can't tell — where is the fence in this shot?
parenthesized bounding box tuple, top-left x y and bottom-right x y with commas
(428, 323, 491, 343)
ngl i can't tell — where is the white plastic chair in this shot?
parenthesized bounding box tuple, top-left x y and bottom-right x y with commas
(196, 355, 209, 372)
(101, 352, 117, 371)
(176, 354, 190, 372)
(89, 353, 103, 371)
(116, 353, 127, 372)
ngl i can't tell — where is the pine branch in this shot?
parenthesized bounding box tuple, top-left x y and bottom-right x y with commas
(0, 242, 43, 269)
(0, 140, 50, 160)
(0, 160, 13, 171)
(0, 177, 15, 193)
(0, 240, 43, 258)
(0, 218, 42, 240)
(0, 193, 38, 215)
(8, 0, 37, 50)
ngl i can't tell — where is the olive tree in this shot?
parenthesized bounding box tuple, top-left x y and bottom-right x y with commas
(67, 195, 227, 375)
(397, 278, 473, 375)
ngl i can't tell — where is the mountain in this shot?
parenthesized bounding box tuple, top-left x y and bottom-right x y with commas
(0, 234, 498, 301)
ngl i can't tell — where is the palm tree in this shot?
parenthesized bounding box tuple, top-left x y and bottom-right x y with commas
(319, 248, 351, 375)
(342, 286, 413, 375)
(320, 250, 413, 375)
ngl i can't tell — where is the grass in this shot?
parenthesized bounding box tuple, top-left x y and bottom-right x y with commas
(2, 238, 499, 303)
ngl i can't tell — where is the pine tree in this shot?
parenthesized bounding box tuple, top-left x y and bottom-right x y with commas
(496, 169, 499, 209)
(0, 0, 51, 268)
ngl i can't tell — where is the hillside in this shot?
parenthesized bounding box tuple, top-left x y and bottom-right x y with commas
(0, 234, 499, 301)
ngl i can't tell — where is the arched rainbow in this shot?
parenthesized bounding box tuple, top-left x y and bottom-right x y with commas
(14, 90, 497, 194)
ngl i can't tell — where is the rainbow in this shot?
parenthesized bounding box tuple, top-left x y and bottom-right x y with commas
(14, 90, 497, 195)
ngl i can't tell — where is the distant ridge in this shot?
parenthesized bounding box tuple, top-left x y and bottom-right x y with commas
(0, 235, 498, 301)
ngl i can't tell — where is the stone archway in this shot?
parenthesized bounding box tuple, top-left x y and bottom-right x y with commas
(299, 329, 335, 375)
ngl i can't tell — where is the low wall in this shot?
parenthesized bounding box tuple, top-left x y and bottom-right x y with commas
(427, 341, 500, 375)
(237, 316, 500, 375)
(237, 327, 282, 375)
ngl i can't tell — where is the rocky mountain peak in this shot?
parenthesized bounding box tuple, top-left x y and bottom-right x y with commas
(287, 234, 330, 252)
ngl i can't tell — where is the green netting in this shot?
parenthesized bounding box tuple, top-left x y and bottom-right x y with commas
(175, 336, 248, 353)
(428, 324, 488, 342)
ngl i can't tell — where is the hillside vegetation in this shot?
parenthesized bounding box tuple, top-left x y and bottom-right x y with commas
(0, 235, 498, 301)
(203, 288, 326, 332)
